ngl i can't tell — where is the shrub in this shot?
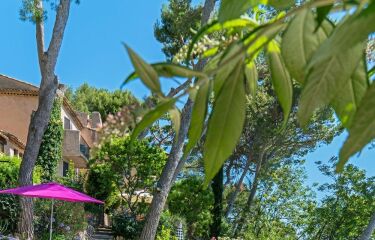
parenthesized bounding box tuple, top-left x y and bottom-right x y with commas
(112, 212, 144, 239)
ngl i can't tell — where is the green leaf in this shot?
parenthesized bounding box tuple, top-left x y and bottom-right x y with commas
(244, 61, 258, 96)
(267, 41, 293, 127)
(123, 63, 206, 86)
(213, 44, 246, 96)
(183, 78, 211, 159)
(298, 42, 365, 127)
(169, 107, 181, 136)
(187, 19, 258, 60)
(218, 0, 260, 23)
(309, 1, 375, 65)
(331, 58, 369, 128)
(338, 83, 375, 172)
(281, 10, 332, 84)
(203, 63, 246, 185)
(131, 98, 176, 142)
(125, 45, 161, 94)
(315, 4, 333, 30)
(369, 65, 375, 78)
(267, 0, 294, 9)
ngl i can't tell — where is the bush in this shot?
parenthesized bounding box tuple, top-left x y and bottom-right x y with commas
(112, 212, 144, 239)
(0, 155, 20, 235)
(34, 199, 87, 240)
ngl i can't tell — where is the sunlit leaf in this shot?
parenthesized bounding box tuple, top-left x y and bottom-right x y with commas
(131, 98, 176, 142)
(203, 62, 246, 185)
(218, 0, 260, 23)
(183, 78, 211, 159)
(309, 1, 375, 65)
(331, 58, 369, 128)
(338, 83, 375, 171)
(123, 62, 206, 86)
(281, 10, 332, 84)
(244, 61, 258, 96)
(213, 44, 246, 96)
(267, 41, 293, 128)
(188, 19, 258, 60)
(298, 42, 365, 127)
(169, 107, 181, 136)
(125, 45, 161, 94)
(267, 0, 294, 9)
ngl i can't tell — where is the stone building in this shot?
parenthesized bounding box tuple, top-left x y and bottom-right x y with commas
(0, 74, 102, 176)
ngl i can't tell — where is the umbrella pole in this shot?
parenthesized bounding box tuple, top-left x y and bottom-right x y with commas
(49, 199, 54, 240)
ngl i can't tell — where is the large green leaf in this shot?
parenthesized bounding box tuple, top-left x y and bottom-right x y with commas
(315, 4, 333, 30)
(309, 1, 375, 66)
(267, 41, 293, 127)
(267, 0, 294, 9)
(244, 61, 258, 96)
(169, 107, 181, 136)
(203, 63, 246, 185)
(125, 45, 161, 94)
(338, 83, 375, 171)
(123, 63, 207, 86)
(213, 44, 246, 96)
(218, 0, 260, 23)
(331, 58, 369, 128)
(183, 78, 211, 159)
(131, 98, 176, 142)
(281, 10, 332, 84)
(297, 42, 364, 127)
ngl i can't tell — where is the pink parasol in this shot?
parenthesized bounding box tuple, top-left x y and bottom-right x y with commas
(0, 182, 103, 204)
(0, 182, 103, 240)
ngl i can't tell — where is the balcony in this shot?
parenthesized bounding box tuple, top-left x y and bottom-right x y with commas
(63, 130, 90, 168)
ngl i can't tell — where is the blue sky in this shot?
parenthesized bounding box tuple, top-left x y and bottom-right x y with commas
(0, 0, 373, 188)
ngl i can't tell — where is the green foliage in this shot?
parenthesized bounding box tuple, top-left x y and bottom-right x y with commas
(124, 0, 375, 180)
(168, 176, 213, 238)
(36, 97, 63, 182)
(0, 155, 42, 234)
(67, 83, 138, 121)
(0, 155, 21, 234)
(156, 225, 178, 240)
(154, 0, 202, 59)
(305, 160, 375, 239)
(87, 136, 167, 215)
(111, 213, 144, 239)
(34, 199, 87, 240)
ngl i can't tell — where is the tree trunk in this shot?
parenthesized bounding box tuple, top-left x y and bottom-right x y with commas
(233, 153, 265, 237)
(139, 1, 216, 239)
(210, 166, 224, 238)
(225, 153, 253, 218)
(17, 1, 71, 239)
(358, 212, 375, 240)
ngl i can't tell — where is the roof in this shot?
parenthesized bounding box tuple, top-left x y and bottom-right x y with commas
(0, 130, 26, 150)
(0, 74, 84, 130)
(0, 74, 39, 91)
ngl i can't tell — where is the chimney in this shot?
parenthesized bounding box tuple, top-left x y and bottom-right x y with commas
(75, 111, 89, 127)
(90, 112, 102, 129)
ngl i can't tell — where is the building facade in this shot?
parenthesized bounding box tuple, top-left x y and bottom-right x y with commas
(0, 74, 102, 176)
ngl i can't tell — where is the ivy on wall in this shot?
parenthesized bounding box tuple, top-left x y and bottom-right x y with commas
(36, 97, 64, 182)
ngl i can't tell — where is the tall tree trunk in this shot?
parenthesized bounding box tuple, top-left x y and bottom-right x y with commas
(210, 166, 224, 238)
(358, 212, 375, 240)
(139, 1, 216, 239)
(225, 153, 253, 218)
(233, 153, 265, 237)
(18, 1, 71, 239)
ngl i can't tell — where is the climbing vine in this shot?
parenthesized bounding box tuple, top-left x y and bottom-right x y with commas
(36, 97, 64, 182)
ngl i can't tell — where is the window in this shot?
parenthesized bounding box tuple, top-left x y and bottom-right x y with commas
(14, 149, 18, 157)
(63, 161, 69, 177)
(0, 137, 6, 153)
(64, 117, 71, 130)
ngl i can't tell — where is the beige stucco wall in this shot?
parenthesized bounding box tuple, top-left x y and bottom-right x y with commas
(0, 94, 38, 144)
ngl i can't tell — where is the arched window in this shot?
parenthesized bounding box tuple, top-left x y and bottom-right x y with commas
(0, 136, 6, 153)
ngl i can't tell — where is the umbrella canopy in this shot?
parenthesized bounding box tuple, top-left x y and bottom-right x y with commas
(0, 182, 103, 204)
